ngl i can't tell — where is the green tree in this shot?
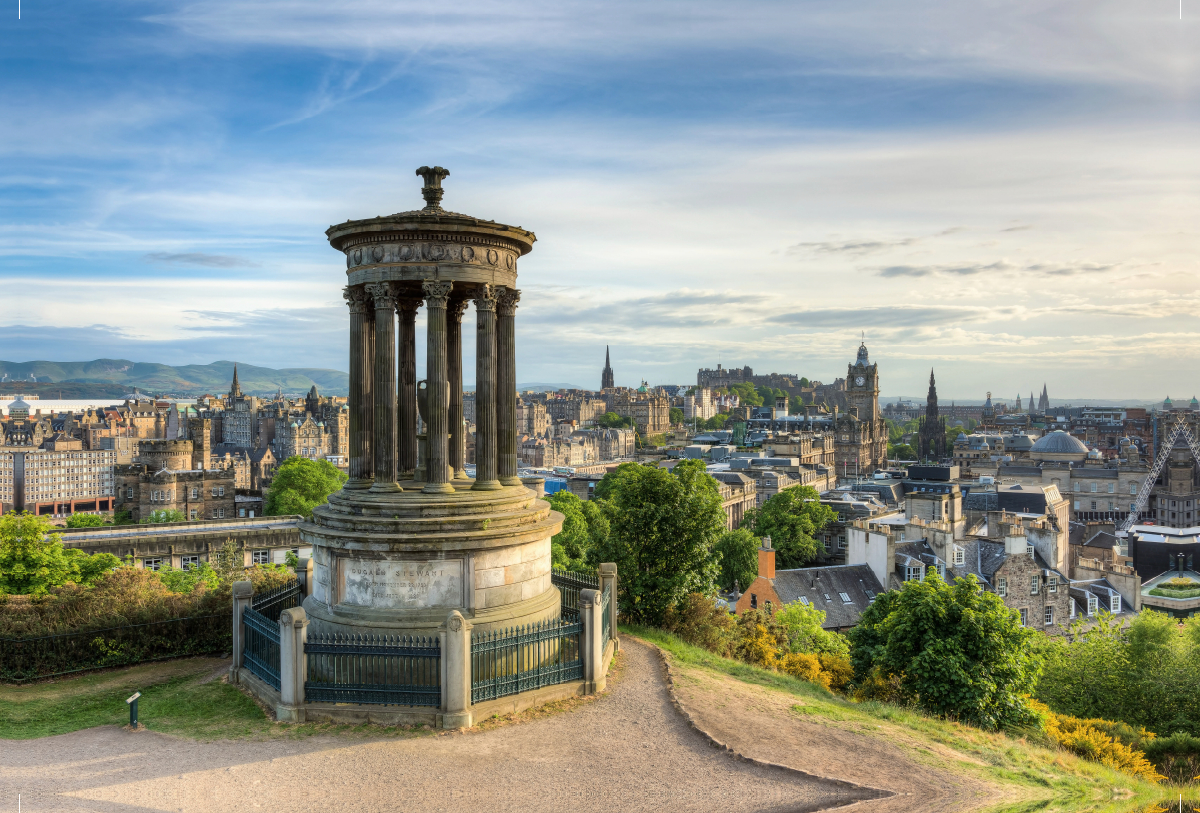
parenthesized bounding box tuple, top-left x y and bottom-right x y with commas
(713, 528, 759, 592)
(847, 573, 1040, 730)
(888, 442, 917, 460)
(669, 407, 684, 425)
(111, 508, 134, 525)
(739, 485, 836, 569)
(590, 459, 725, 625)
(66, 513, 105, 528)
(265, 457, 348, 517)
(141, 509, 186, 524)
(0, 512, 120, 596)
(155, 561, 220, 593)
(546, 490, 609, 571)
(593, 461, 641, 502)
(774, 599, 850, 657)
(596, 411, 633, 429)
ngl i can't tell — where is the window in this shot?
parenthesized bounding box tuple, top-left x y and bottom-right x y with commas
(997, 577, 1007, 597)
(252, 550, 269, 565)
(1027, 544, 1035, 560)
(1048, 574, 1058, 593)
(239, 508, 246, 517)
(1045, 606, 1054, 626)
(1074, 482, 1081, 492)
(1074, 500, 1081, 510)
(1087, 594, 1098, 616)
(1030, 574, 1040, 595)
(953, 546, 965, 566)
(798, 596, 809, 606)
(1091, 501, 1097, 510)
(218, 486, 225, 497)
(905, 565, 922, 582)
(144, 558, 163, 571)
(1107, 483, 1115, 494)
(212, 487, 218, 497)
(1110, 594, 1122, 613)
(750, 593, 757, 609)
(1019, 608, 1028, 627)
(181, 555, 199, 570)
(1090, 483, 1097, 493)
(214, 508, 225, 519)
(191, 487, 198, 498)
(839, 592, 852, 603)
(189, 509, 197, 520)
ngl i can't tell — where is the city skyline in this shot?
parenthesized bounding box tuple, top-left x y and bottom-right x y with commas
(3, 2, 1198, 397)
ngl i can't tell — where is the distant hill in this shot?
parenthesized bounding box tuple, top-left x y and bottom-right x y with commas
(0, 359, 348, 396)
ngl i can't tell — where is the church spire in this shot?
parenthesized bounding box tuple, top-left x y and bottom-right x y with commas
(601, 345, 615, 390)
(230, 364, 242, 398)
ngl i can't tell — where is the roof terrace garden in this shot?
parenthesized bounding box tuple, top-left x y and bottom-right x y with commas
(1147, 574, 1200, 599)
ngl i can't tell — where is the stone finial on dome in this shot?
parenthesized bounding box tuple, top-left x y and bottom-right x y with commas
(416, 166, 450, 211)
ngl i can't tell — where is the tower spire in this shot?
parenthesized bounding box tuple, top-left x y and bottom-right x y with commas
(600, 345, 615, 390)
(230, 364, 242, 398)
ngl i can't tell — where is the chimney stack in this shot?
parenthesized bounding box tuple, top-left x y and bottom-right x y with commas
(758, 535, 775, 580)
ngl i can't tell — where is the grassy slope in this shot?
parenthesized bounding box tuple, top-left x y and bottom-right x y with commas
(0, 658, 431, 742)
(625, 626, 1195, 813)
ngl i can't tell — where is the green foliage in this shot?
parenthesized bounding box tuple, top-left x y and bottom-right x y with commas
(847, 572, 1041, 730)
(141, 509, 186, 524)
(888, 442, 917, 460)
(774, 599, 851, 658)
(155, 561, 221, 594)
(726, 381, 763, 407)
(590, 460, 724, 625)
(111, 508, 134, 525)
(596, 411, 634, 429)
(265, 456, 348, 517)
(669, 407, 684, 425)
(284, 549, 300, 569)
(546, 491, 610, 572)
(739, 485, 836, 569)
(65, 513, 106, 528)
(0, 512, 120, 596)
(1034, 611, 1200, 737)
(713, 528, 759, 592)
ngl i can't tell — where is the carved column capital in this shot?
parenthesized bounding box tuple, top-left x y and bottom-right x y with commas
(343, 285, 371, 314)
(448, 297, 470, 322)
(496, 287, 521, 317)
(422, 280, 454, 307)
(366, 281, 399, 311)
(397, 296, 423, 317)
(473, 284, 498, 312)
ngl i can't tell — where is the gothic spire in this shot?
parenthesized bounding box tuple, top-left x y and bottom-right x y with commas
(230, 364, 242, 397)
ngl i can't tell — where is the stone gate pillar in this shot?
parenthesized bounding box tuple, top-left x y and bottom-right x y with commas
(497, 288, 521, 486)
(473, 285, 500, 490)
(423, 280, 455, 493)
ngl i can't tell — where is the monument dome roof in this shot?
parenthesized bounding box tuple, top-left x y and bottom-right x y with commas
(1030, 430, 1088, 455)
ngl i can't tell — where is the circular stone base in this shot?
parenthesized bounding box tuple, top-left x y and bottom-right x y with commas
(299, 481, 564, 638)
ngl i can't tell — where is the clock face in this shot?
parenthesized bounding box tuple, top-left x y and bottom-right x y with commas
(855, 376, 865, 386)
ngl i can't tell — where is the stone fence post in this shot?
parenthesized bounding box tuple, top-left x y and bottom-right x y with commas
(441, 610, 473, 729)
(277, 606, 309, 723)
(599, 562, 618, 646)
(229, 580, 253, 684)
(296, 557, 313, 597)
(580, 588, 604, 694)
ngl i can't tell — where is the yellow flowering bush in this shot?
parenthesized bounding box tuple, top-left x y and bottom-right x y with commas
(1030, 699, 1165, 783)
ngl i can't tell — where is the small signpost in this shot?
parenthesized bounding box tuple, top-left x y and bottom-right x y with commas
(126, 692, 141, 730)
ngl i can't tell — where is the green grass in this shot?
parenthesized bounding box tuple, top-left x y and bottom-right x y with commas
(623, 624, 1199, 813)
(0, 658, 436, 742)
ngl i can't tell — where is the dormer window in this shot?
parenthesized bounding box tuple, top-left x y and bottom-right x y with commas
(905, 565, 922, 582)
(953, 546, 965, 566)
(1110, 594, 1121, 613)
(1027, 544, 1035, 560)
(1087, 594, 1098, 616)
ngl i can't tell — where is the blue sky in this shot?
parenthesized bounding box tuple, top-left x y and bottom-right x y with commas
(2, 0, 1199, 399)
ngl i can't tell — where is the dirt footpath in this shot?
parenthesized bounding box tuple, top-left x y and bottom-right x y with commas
(0, 639, 880, 813)
(661, 651, 1003, 813)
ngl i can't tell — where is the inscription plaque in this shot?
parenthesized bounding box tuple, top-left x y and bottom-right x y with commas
(340, 559, 464, 609)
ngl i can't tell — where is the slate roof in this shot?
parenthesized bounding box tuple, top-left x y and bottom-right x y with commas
(1083, 531, 1120, 549)
(1031, 431, 1089, 454)
(771, 564, 885, 631)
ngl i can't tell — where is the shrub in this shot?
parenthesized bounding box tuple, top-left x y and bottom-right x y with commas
(778, 652, 831, 690)
(818, 653, 854, 693)
(65, 514, 105, 528)
(1140, 731, 1200, 785)
(0, 513, 121, 596)
(1030, 699, 1165, 783)
(661, 593, 736, 657)
(713, 528, 759, 593)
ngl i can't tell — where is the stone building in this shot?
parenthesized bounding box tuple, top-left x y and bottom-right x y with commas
(114, 459, 237, 522)
(516, 398, 550, 437)
(832, 342, 887, 479)
(916, 370, 947, 462)
(607, 385, 670, 437)
(711, 471, 757, 530)
(0, 436, 117, 516)
(222, 366, 259, 448)
(545, 395, 607, 425)
(684, 388, 717, 421)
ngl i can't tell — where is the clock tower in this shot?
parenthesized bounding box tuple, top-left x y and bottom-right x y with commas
(846, 342, 879, 422)
(833, 341, 886, 481)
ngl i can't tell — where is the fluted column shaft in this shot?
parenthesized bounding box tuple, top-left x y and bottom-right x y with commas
(366, 282, 401, 492)
(473, 284, 500, 490)
(448, 298, 469, 479)
(397, 297, 421, 479)
(497, 288, 521, 485)
(423, 280, 455, 493)
(343, 286, 373, 489)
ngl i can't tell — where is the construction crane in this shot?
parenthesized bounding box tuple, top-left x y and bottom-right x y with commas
(1118, 415, 1200, 534)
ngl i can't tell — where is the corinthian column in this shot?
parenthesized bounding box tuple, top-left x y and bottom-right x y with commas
(397, 296, 421, 480)
(497, 288, 521, 486)
(473, 284, 500, 491)
(343, 286, 373, 489)
(447, 297, 470, 479)
(366, 282, 401, 492)
(422, 280, 455, 493)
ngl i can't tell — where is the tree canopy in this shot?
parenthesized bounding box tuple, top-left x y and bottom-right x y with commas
(265, 457, 348, 517)
(713, 528, 759, 592)
(66, 514, 106, 528)
(596, 412, 634, 429)
(669, 407, 684, 425)
(590, 459, 725, 625)
(847, 572, 1040, 730)
(0, 512, 121, 596)
(546, 490, 609, 572)
(739, 485, 836, 569)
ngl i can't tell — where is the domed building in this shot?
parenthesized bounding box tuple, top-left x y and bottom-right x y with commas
(1028, 430, 1089, 464)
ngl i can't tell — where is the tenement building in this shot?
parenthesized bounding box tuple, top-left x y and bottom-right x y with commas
(607, 384, 670, 436)
(0, 434, 117, 516)
(114, 438, 238, 522)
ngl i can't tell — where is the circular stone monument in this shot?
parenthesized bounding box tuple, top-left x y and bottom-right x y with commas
(300, 167, 563, 636)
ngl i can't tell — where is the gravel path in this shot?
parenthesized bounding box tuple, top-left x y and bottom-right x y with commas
(1, 639, 874, 813)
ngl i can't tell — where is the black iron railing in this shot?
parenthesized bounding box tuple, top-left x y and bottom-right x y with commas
(304, 632, 441, 707)
(252, 579, 301, 622)
(0, 615, 229, 683)
(471, 618, 583, 704)
(551, 568, 598, 621)
(242, 606, 281, 690)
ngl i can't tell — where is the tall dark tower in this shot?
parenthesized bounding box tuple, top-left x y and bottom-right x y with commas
(229, 363, 242, 398)
(1038, 383, 1049, 413)
(601, 346, 615, 389)
(917, 369, 947, 462)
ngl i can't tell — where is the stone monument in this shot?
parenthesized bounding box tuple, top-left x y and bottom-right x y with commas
(300, 167, 563, 636)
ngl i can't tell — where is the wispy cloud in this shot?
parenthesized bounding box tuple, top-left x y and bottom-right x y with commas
(876, 260, 1117, 278)
(144, 252, 260, 268)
